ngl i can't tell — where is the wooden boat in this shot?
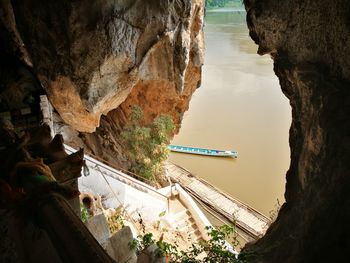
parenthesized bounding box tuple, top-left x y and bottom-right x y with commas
(168, 145, 238, 158)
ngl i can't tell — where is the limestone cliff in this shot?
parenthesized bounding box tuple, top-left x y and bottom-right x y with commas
(1, 0, 204, 133)
(242, 0, 350, 262)
(0, 0, 204, 169)
(2, 0, 349, 261)
(77, 3, 204, 167)
(67, 0, 203, 168)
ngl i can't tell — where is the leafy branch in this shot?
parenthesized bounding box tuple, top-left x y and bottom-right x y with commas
(129, 225, 253, 262)
(121, 105, 175, 181)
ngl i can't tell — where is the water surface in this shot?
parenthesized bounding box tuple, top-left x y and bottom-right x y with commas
(170, 10, 291, 216)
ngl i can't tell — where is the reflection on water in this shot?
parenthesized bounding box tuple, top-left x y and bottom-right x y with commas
(169, 10, 291, 216)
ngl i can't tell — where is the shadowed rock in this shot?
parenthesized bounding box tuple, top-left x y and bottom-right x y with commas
(242, 0, 350, 262)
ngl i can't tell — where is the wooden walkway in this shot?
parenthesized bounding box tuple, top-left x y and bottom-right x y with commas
(165, 162, 271, 241)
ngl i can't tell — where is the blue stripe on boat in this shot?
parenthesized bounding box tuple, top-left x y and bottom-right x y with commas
(168, 145, 238, 158)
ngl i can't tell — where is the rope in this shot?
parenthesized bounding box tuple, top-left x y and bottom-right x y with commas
(86, 157, 168, 200)
(63, 144, 169, 200)
(95, 165, 141, 232)
(87, 152, 153, 185)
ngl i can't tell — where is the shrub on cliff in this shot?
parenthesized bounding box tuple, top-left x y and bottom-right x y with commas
(121, 105, 175, 181)
(130, 225, 253, 262)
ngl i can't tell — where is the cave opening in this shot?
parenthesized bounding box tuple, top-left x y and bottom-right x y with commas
(169, 3, 291, 244)
(1, 0, 349, 261)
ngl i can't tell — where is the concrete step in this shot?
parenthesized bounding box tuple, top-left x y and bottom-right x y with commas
(194, 236, 203, 242)
(177, 218, 196, 231)
(171, 209, 189, 221)
(188, 229, 201, 237)
(169, 189, 179, 198)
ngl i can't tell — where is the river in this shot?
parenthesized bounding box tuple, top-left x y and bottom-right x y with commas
(169, 9, 291, 217)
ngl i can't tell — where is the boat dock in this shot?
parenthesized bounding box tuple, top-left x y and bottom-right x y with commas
(165, 162, 271, 241)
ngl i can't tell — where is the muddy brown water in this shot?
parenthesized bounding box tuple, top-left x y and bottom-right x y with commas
(169, 10, 291, 218)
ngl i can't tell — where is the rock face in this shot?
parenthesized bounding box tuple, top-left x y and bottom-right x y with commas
(55, 0, 204, 168)
(3, 0, 204, 132)
(242, 0, 350, 262)
(2, 0, 349, 261)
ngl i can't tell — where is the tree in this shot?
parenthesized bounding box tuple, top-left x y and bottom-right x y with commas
(207, 0, 229, 8)
(121, 105, 175, 181)
(206, 0, 243, 8)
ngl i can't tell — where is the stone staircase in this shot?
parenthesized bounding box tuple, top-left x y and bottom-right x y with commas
(171, 209, 202, 242)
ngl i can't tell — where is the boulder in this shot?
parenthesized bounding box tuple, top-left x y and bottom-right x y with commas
(106, 226, 137, 263)
(85, 214, 110, 247)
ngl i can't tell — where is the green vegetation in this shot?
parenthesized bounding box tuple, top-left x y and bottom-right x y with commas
(121, 105, 175, 181)
(108, 213, 125, 234)
(80, 204, 90, 223)
(206, 0, 244, 9)
(130, 225, 253, 262)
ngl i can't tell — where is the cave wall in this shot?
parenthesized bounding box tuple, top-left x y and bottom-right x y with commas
(0, 0, 204, 168)
(77, 2, 204, 167)
(243, 0, 350, 262)
(2, 0, 349, 261)
(1, 0, 204, 133)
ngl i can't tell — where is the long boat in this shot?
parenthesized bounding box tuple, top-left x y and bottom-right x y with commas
(168, 145, 238, 158)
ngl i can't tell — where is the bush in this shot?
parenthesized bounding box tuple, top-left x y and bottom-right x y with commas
(121, 106, 175, 181)
(80, 204, 90, 223)
(130, 225, 252, 262)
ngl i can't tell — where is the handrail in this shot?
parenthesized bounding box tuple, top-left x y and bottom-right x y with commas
(94, 165, 142, 232)
(64, 145, 169, 202)
(85, 150, 154, 184)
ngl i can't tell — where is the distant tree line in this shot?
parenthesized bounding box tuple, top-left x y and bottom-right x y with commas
(207, 0, 229, 7)
(206, 0, 243, 8)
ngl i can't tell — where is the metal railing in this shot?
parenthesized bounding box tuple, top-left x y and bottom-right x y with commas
(64, 144, 169, 206)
